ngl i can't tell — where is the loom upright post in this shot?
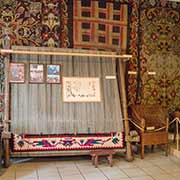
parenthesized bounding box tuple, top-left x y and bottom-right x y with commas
(176, 118, 179, 151)
(118, 59, 133, 161)
(2, 33, 11, 167)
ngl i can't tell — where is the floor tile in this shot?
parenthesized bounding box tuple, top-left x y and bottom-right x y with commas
(171, 171, 180, 179)
(38, 177, 61, 180)
(151, 174, 177, 180)
(38, 172, 59, 177)
(148, 157, 174, 166)
(61, 174, 84, 180)
(122, 167, 147, 177)
(0, 171, 15, 180)
(131, 176, 154, 180)
(16, 171, 37, 179)
(141, 166, 166, 175)
(58, 168, 80, 176)
(82, 171, 108, 180)
(133, 159, 154, 168)
(1, 151, 180, 180)
(157, 163, 180, 173)
(109, 178, 131, 180)
(16, 177, 38, 180)
(99, 166, 128, 178)
(78, 167, 100, 174)
(116, 160, 137, 169)
(0, 175, 15, 180)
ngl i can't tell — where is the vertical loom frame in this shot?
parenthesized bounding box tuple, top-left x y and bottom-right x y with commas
(0, 47, 133, 166)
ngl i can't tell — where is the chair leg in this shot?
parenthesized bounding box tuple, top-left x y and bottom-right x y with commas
(165, 144, 168, 156)
(108, 154, 113, 167)
(92, 156, 95, 165)
(174, 132, 176, 143)
(151, 145, 154, 152)
(141, 143, 144, 159)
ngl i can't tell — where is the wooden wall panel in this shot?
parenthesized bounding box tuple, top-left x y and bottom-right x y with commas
(10, 46, 123, 134)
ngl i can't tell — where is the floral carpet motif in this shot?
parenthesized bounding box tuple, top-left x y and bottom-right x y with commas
(0, 0, 70, 47)
(140, 4, 180, 112)
(0, 0, 42, 46)
(42, 0, 61, 47)
(127, 0, 139, 104)
(0, 56, 4, 122)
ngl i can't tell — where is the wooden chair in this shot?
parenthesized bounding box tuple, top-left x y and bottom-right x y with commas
(130, 104, 169, 159)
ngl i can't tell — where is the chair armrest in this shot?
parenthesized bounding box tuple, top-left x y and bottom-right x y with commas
(166, 117, 169, 132)
(141, 118, 145, 132)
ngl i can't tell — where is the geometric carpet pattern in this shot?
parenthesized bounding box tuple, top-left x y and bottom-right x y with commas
(73, 0, 128, 52)
(12, 132, 124, 152)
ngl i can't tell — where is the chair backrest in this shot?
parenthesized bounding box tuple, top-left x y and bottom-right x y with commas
(131, 104, 167, 129)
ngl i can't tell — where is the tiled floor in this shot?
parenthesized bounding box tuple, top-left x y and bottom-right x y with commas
(1, 150, 180, 180)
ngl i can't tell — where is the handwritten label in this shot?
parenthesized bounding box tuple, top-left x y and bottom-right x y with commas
(63, 77, 101, 102)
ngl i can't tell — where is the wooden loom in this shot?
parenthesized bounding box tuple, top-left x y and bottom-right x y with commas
(0, 46, 132, 167)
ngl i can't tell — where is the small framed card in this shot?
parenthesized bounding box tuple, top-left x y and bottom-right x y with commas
(29, 64, 44, 83)
(9, 63, 25, 83)
(46, 64, 61, 83)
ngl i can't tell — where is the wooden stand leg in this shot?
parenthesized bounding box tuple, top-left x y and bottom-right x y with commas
(92, 156, 95, 165)
(4, 139, 10, 168)
(94, 155, 98, 168)
(0, 139, 2, 168)
(108, 154, 113, 167)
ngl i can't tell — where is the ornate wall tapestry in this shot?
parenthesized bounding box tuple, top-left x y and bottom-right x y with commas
(0, 0, 62, 47)
(126, 0, 139, 105)
(60, 0, 71, 48)
(12, 132, 124, 152)
(140, 1, 180, 112)
(0, 0, 42, 46)
(72, 0, 128, 52)
(42, 0, 61, 47)
(0, 56, 5, 123)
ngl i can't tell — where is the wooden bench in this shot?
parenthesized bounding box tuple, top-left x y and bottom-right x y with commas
(90, 149, 115, 168)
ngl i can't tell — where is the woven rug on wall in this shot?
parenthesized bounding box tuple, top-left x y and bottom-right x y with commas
(71, 0, 128, 52)
(12, 132, 124, 152)
(0, 0, 42, 46)
(126, 0, 139, 105)
(42, 0, 61, 47)
(0, 0, 64, 47)
(0, 56, 4, 122)
(140, 1, 180, 112)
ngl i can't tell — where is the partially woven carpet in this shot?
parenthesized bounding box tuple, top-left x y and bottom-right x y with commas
(12, 132, 124, 152)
